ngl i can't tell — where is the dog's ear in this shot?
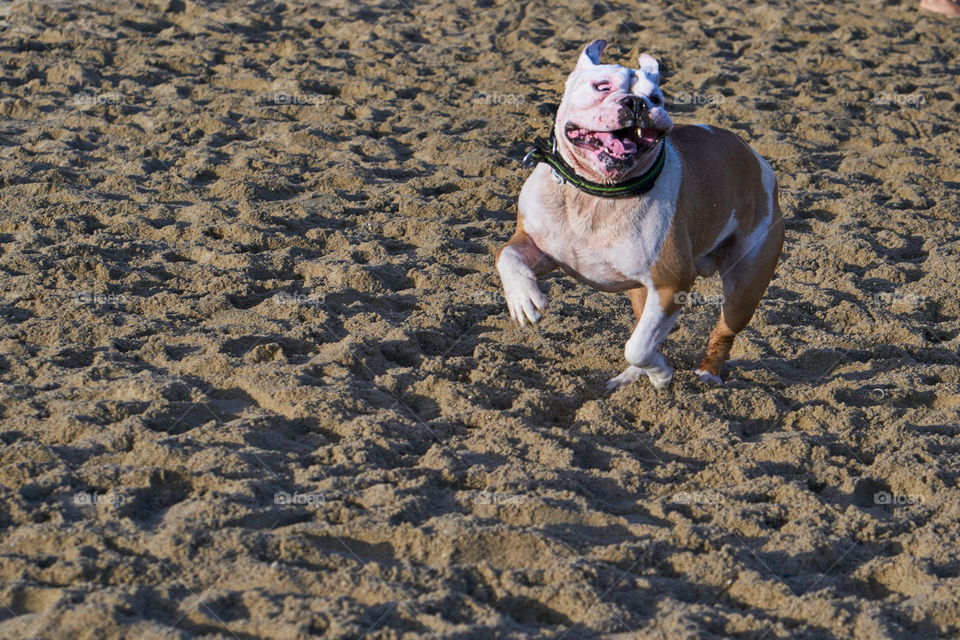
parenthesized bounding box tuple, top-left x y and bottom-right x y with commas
(638, 52, 660, 82)
(577, 39, 607, 70)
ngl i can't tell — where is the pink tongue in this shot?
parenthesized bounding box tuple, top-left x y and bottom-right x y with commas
(595, 131, 636, 155)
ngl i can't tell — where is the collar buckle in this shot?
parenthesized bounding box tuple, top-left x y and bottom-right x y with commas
(521, 148, 537, 169)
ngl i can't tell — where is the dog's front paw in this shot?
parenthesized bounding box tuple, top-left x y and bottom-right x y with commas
(647, 365, 674, 391)
(504, 280, 548, 326)
(605, 365, 645, 393)
(497, 250, 548, 327)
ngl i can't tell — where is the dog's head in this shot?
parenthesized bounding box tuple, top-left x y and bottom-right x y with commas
(554, 40, 673, 183)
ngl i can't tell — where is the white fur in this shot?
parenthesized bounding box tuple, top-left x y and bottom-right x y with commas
(560, 48, 673, 149)
(622, 295, 680, 390)
(496, 246, 548, 326)
(578, 40, 607, 68)
(737, 149, 777, 264)
(605, 365, 646, 393)
(631, 74, 660, 101)
(753, 148, 776, 225)
(518, 141, 681, 291)
(638, 53, 659, 81)
(620, 142, 681, 282)
(695, 369, 722, 385)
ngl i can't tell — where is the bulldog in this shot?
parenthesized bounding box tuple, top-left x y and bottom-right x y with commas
(496, 40, 784, 391)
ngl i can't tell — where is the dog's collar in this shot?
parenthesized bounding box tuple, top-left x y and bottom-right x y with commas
(522, 134, 666, 198)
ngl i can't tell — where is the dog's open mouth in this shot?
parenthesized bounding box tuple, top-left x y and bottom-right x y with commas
(565, 123, 664, 159)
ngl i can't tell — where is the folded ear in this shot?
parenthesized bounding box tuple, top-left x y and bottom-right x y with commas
(577, 39, 607, 70)
(638, 52, 660, 82)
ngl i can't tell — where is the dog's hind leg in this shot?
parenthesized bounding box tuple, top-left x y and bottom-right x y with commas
(697, 215, 784, 384)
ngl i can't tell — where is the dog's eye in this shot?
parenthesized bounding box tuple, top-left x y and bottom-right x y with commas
(593, 82, 611, 93)
(650, 94, 663, 106)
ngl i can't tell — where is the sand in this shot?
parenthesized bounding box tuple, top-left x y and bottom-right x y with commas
(0, 0, 958, 637)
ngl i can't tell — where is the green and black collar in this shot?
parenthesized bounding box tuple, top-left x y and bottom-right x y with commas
(522, 134, 666, 198)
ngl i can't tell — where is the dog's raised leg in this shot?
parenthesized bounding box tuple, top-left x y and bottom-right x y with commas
(608, 285, 683, 391)
(496, 222, 556, 326)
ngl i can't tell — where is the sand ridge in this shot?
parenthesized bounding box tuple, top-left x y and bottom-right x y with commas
(0, 0, 959, 638)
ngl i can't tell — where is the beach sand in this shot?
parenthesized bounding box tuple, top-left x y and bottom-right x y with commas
(0, 0, 958, 637)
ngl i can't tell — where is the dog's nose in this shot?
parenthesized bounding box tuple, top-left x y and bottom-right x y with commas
(619, 95, 647, 119)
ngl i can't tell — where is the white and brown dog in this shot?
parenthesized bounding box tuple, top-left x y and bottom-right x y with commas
(496, 40, 784, 391)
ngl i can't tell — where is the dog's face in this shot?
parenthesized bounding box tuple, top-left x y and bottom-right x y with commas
(555, 40, 673, 183)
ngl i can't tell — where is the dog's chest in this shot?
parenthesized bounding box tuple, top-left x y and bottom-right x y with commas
(518, 160, 679, 291)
